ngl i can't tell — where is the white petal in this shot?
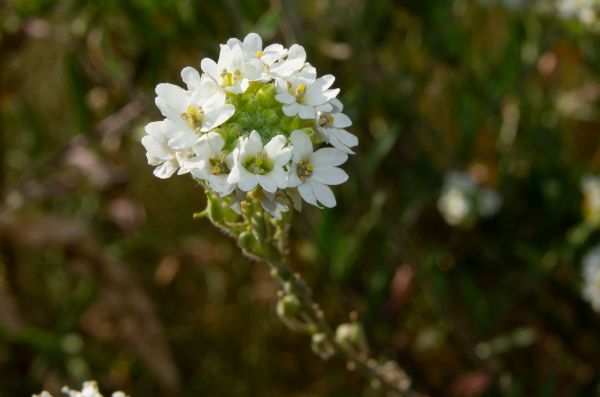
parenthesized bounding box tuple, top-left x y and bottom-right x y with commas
(181, 67, 202, 91)
(201, 58, 219, 81)
(312, 148, 348, 167)
(298, 104, 315, 119)
(202, 103, 235, 131)
(312, 166, 348, 185)
(270, 167, 288, 189)
(238, 171, 258, 191)
(332, 112, 352, 128)
(258, 175, 277, 193)
(290, 129, 313, 160)
(227, 162, 241, 183)
(168, 130, 198, 150)
(154, 161, 178, 179)
(282, 104, 299, 117)
(275, 92, 296, 105)
(310, 180, 336, 208)
(297, 182, 318, 207)
(334, 128, 359, 147)
(243, 33, 262, 53)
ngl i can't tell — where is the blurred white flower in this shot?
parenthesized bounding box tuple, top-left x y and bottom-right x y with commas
(33, 380, 129, 397)
(582, 175, 600, 225)
(557, 0, 598, 24)
(438, 171, 501, 227)
(582, 245, 600, 311)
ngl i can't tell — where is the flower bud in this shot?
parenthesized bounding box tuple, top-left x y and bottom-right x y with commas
(276, 294, 302, 318)
(207, 194, 224, 224)
(237, 230, 254, 250)
(311, 333, 335, 360)
(335, 322, 366, 352)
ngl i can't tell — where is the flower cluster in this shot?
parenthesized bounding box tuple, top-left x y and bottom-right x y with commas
(582, 244, 600, 311)
(556, 0, 599, 26)
(581, 175, 600, 226)
(142, 33, 357, 217)
(33, 381, 128, 397)
(437, 171, 501, 227)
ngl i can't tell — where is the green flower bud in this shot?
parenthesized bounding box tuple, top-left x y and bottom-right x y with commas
(311, 333, 335, 360)
(237, 230, 254, 250)
(207, 194, 224, 224)
(335, 323, 366, 351)
(276, 294, 302, 318)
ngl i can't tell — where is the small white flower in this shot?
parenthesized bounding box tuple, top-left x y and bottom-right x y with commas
(156, 68, 235, 150)
(228, 131, 292, 193)
(288, 130, 348, 208)
(269, 44, 307, 78)
(582, 245, 600, 312)
(582, 175, 600, 224)
(33, 380, 129, 397)
(275, 74, 339, 120)
(226, 33, 288, 80)
(437, 171, 501, 226)
(316, 99, 358, 154)
(438, 185, 472, 226)
(190, 131, 235, 196)
(201, 44, 262, 94)
(142, 121, 187, 179)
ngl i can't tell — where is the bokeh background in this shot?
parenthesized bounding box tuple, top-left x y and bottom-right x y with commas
(1, 0, 600, 396)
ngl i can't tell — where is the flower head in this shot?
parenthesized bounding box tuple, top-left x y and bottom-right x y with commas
(142, 32, 358, 215)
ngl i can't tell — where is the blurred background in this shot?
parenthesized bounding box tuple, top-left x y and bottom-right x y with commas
(1, 0, 600, 396)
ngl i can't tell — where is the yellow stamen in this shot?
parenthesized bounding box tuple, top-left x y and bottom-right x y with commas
(181, 105, 204, 132)
(255, 50, 263, 58)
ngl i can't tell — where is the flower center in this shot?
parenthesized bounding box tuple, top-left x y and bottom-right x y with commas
(220, 69, 243, 87)
(181, 105, 204, 132)
(318, 114, 334, 128)
(288, 82, 307, 103)
(209, 155, 230, 176)
(255, 50, 263, 59)
(243, 152, 273, 175)
(297, 160, 313, 181)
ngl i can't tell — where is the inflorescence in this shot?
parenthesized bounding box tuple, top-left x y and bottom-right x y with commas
(142, 33, 358, 218)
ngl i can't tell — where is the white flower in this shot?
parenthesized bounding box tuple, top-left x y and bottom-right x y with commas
(437, 171, 501, 226)
(201, 44, 262, 94)
(190, 131, 235, 196)
(142, 121, 188, 179)
(156, 68, 235, 150)
(316, 98, 358, 154)
(275, 74, 339, 120)
(269, 44, 308, 78)
(558, 0, 597, 24)
(438, 185, 472, 226)
(582, 245, 600, 312)
(582, 175, 600, 224)
(226, 33, 288, 80)
(228, 131, 292, 193)
(33, 380, 129, 397)
(288, 130, 348, 208)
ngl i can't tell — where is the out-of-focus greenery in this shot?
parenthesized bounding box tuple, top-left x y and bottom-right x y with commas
(1, 0, 600, 396)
